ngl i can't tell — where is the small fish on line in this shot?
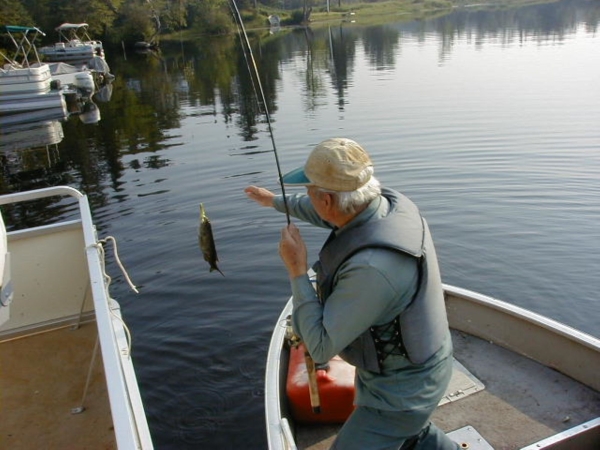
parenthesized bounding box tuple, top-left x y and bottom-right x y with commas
(199, 203, 224, 276)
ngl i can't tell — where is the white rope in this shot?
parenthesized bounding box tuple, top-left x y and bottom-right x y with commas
(98, 236, 139, 294)
(92, 236, 139, 357)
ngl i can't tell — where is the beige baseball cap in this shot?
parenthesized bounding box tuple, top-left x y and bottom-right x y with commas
(282, 138, 373, 191)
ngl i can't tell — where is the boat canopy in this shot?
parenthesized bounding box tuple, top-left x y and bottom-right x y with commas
(2, 25, 45, 66)
(4, 25, 45, 35)
(55, 23, 89, 31)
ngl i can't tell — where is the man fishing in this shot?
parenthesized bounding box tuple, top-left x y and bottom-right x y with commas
(245, 137, 457, 449)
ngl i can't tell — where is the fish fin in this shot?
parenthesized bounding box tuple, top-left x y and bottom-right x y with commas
(210, 266, 225, 277)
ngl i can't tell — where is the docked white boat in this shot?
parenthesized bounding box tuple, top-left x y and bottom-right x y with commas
(0, 186, 153, 449)
(38, 23, 104, 64)
(266, 279, 600, 449)
(0, 26, 54, 97)
(0, 104, 68, 128)
(46, 55, 114, 103)
(1, 26, 66, 116)
(48, 62, 95, 97)
(0, 62, 52, 96)
(0, 89, 67, 115)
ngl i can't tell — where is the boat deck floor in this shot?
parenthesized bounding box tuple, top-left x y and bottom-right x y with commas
(295, 330, 600, 449)
(0, 322, 116, 449)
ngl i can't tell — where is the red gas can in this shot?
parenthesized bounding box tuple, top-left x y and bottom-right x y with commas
(286, 343, 356, 423)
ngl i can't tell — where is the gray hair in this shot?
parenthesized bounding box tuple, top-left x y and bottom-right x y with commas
(316, 168, 381, 215)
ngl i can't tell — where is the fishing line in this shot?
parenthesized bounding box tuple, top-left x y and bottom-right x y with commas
(229, 0, 291, 224)
(228, 6, 323, 413)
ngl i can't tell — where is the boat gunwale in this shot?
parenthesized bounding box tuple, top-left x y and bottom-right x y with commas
(266, 297, 295, 450)
(443, 284, 600, 351)
(443, 284, 600, 392)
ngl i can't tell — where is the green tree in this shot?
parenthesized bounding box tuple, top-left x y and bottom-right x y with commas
(11, 0, 240, 45)
(0, 0, 34, 26)
(188, 0, 232, 35)
(20, 0, 122, 40)
(113, 1, 157, 43)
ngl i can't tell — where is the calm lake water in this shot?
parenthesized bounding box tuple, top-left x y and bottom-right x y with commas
(1, 0, 599, 448)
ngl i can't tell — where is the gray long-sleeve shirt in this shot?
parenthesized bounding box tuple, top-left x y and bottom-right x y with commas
(273, 192, 452, 412)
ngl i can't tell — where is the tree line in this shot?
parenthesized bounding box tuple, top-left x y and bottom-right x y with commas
(0, 0, 277, 47)
(1, 0, 483, 50)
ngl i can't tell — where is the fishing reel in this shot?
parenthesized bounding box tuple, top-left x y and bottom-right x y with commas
(284, 314, 302, 348)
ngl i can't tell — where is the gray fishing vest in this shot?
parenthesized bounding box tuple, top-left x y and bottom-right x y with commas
(315, 188, 448, 371)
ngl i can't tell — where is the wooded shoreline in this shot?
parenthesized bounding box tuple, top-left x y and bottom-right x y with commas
(3, 0, 560, 50)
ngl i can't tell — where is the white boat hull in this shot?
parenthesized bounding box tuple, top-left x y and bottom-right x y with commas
(0, 89, 66, 115)
(48, 62, 95, 95)
(0, 63, 52, 96)
(0, 106, 67, 128)
(39, 44, 98, 63)
(38, 23, 104, 64)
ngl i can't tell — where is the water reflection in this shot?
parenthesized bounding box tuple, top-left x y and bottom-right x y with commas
(0, 119, 63, 152)
(0, 0, 596, 257)
(0, 74, 115, 228)
(53, 1, 600, 198)
(0, 115, 72, 227)
(1, 0, 597, 234)
(430, 0, 599, 61)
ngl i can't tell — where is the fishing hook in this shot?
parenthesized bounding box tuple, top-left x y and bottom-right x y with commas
(229, 0, 291, 224)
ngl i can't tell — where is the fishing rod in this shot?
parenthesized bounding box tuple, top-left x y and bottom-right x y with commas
(229, 0, 291, 225)
(230, 1, 321, 414)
